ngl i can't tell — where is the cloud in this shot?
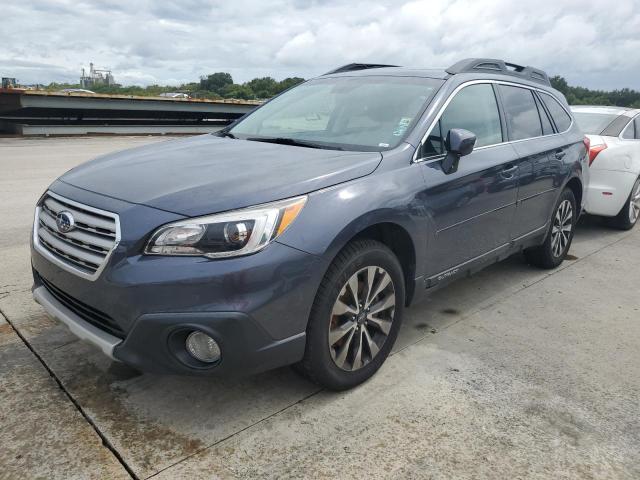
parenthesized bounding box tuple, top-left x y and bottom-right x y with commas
(1, 0, 639, 89)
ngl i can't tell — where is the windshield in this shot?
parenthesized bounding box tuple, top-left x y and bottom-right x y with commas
(229, 76, 443, 151)
(573, 112, 620, 134)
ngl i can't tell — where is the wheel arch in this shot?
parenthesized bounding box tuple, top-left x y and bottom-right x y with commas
(565, 176, 583, 215)
(321, 218, 421, 307)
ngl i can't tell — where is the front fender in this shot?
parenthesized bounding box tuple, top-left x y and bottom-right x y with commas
(276, 165, 429, 276)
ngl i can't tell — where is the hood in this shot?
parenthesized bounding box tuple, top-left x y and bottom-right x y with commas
(61, 135, 382, 217)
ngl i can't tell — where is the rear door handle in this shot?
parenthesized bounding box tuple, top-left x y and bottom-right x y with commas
(555, 150, 566, 160)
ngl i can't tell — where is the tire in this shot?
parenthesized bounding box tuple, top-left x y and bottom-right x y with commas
(296, 239, 405, 391)
(524, 188, 577, 269)
(608, 177, 640, 231)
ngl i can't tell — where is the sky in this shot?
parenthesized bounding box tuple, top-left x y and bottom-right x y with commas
(1, 0, 639, 90)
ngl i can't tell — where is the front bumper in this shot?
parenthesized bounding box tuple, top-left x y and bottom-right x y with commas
(31, 183, 327, 375)
(33, 285, 120, 359)
(32, 238, 323, 376)
(33, 273, 307, 375)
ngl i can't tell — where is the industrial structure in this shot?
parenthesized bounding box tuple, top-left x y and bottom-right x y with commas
(0, 89, 259, 135)
(2, 77, 18, 89)
(80, 63, 116, 88)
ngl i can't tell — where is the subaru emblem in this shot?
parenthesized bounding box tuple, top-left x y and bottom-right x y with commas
(56, 211, 75, 233)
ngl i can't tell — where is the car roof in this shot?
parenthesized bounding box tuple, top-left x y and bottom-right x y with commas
(323, 67, 449, 80)
(320, 59, 555, 89)
(319, 60, 566, 98)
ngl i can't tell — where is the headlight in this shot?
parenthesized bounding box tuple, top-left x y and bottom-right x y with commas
(145, 196, 307, 258)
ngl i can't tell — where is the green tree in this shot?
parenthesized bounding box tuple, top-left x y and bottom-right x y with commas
(550, 75, 640, 107)
(200, 72, 234, 93)
(275, 77, 305, 94)
(245, 77, 278, 99)
(220, 83, 255, 100)
(550, 75, 569, 95)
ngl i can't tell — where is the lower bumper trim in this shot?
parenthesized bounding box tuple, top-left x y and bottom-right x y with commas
(33, 286, 122, 359)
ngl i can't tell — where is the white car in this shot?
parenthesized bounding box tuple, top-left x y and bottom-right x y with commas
(572, 106, 640, 229)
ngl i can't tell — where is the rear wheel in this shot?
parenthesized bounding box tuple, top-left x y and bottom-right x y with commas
(296, 239, 405, 390)
(609, 177, 640, 230)
(524, 188, 576, 269)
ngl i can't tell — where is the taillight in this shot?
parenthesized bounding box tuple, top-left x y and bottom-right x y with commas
(584, 136, 607, 166)
(588, 143, 607, 166)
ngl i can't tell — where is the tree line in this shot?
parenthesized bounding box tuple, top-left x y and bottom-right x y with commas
(550, 76, 640, 108)
(45, 72, 305, 100)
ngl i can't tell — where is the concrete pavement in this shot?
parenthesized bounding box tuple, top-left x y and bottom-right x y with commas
(0, 136, 638, 479)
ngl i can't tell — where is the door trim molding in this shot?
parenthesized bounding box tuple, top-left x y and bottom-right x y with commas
(426, 222, 548, 288)
(436, 201, 516, 234)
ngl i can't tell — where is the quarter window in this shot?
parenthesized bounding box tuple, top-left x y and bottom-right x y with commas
(539, 92, 572, 132)
(499, 85, 543, 141)
(534, 94, 554, 135)
(621, 121, 635, 139)
(423, 83, 502, 156)
(635, 118, 640, 140)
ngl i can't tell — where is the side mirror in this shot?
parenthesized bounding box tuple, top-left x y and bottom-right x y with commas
(441, 128, 477, 174)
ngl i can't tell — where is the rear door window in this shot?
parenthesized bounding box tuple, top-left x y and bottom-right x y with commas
(423, 83, 502, 156)
(539, 92, 572, 132)
(499, 85, 543, 141)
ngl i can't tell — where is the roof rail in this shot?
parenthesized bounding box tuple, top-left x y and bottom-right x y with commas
(323, 63, 399, 75)
(446, 58, 551, 86)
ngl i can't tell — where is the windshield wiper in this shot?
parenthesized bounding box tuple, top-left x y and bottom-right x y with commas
(217, 130, 237, 139)
(246, 137, 343, 150)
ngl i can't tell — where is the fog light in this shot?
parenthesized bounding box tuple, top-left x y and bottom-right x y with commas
(185, 331, 221, 363)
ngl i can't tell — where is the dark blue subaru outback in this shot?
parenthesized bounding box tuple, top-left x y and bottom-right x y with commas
(31, 59, 587, 390)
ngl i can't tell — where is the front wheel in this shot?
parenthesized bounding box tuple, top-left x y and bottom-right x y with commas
(609, 177, 640, 230)
(296, 239, 405, 391)
(524, 188, 577, 269)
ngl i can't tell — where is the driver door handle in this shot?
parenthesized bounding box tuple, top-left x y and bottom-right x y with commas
(500, 164, 518, 179)
(555, 150, 566, 160)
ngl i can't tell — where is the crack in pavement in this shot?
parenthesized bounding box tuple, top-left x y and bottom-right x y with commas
(145, 388, 323, 479)
(0, 307, 138, 480)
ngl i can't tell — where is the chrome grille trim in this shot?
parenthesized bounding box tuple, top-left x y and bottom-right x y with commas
(33, 191, 121, 281)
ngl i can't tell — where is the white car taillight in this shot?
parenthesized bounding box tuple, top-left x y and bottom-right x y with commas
(586, 137, 607, 166)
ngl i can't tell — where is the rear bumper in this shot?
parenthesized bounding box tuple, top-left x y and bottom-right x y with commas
(584, 169, 637, 217)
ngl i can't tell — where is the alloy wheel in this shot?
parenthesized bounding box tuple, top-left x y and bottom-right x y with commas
(328, 266, 396, 371)
(629, 181, 640, 224)
(551, 199, 573, 257)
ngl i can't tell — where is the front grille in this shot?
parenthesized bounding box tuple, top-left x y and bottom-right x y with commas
(38, 273, 125, 338)
(34, 192, 119, 280)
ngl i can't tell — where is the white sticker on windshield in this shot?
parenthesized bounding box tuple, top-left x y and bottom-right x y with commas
(393, 117, 413, 136)
(378, 143, 390, 147)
